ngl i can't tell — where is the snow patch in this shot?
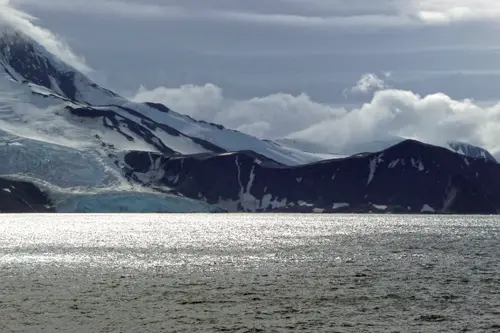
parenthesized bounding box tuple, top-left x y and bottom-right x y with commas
(388, 159, 400, 168)
(217, 192, 288, 212)
(133, 154, 165, 185)
(421, 204, 435, 213)
(270, 197, 288, 209)
(230, 158, 264, 212)
(410, 158, 425, 171)
(368, 153, 383, 185)
(442, 186, 459, 212)
(333, 202, 350, 209)
(332, 168, 339, 180)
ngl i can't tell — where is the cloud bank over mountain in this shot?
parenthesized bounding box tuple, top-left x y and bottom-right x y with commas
(132, 78, 500, 157)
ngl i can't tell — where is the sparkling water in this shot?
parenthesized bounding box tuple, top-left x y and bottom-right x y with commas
(0, 214, 499, 332)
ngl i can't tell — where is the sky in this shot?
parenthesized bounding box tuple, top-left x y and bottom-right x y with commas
(3, 0, 500, 154)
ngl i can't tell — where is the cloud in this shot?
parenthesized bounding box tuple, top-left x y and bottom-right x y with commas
(132, 78, 500, 156)
(10, 0, 411, 28)
(344, 73, 389, 97)
(11, 0, 183, 19)
(418, 0, 500, 23)
(0, 1, 92, 74)
(12, 0, 500, 28)
(132, 84, 345, 139)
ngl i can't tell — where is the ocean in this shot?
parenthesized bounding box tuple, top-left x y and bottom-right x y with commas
(0, 214, 499, 332)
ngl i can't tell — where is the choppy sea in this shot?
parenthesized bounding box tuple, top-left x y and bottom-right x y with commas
(0, 214, 499, 332)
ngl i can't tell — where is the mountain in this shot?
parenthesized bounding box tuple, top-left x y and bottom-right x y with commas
(124, 140, 500, 214)
(0, 27, 331, 213)
(1, 27, 500, 213)
(0, 29, 331, 166)
(448, 141, 497, 163)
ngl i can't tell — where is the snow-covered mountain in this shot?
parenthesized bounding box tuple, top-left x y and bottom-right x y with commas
(1, 25, 500, 213)
(0, 29, 333, 166)
(0, 27, 333, 212)
(447, 141, 497, 163)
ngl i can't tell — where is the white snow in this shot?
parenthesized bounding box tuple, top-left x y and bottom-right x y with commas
(270, 197, 288, 209)
(410, 158, 425, 171)
(442, 186, 458, 212)
(235, 156, 244, 194)
(421, 204, 435, 213)
(332, 168, 339, 180)
(239, 165, 259, 211)
(226, 157, 263, 212)
(388, 159, 400, 168)
(368, 154, 383, 185)
(133, 154, 165, 185)
(333, 203, 350, 209)
(372, 204, 387, 210)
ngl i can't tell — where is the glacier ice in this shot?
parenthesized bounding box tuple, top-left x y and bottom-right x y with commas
(54, 192, 223, 213)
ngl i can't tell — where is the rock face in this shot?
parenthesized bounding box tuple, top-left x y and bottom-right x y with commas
(0, 178, 54, 213)
(124, 140, 500, 214)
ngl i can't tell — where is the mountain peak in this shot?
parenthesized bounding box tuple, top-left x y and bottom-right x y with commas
(448, 141, 497, 163)
(0, 28, 79, 100)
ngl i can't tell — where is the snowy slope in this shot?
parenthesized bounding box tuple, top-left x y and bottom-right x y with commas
(448, 141, 497, 163)
(0, 31, 224, 212)
(0, 28, 331, 166)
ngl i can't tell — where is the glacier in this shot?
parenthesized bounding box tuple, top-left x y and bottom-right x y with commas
(54, 192, 223, 213)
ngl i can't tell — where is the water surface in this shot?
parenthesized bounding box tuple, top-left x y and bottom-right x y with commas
(0, 214, 499, 332)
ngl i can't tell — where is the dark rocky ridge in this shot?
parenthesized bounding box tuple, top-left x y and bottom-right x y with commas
(0, 177, 55, 213)
(124, 140, 500, 214)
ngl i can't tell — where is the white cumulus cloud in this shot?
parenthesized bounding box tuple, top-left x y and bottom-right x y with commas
(132, 78, 500, 157)
(132, 84, 345, 139)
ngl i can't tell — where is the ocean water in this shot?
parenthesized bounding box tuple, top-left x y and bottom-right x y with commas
(0, 214, 499, 332)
